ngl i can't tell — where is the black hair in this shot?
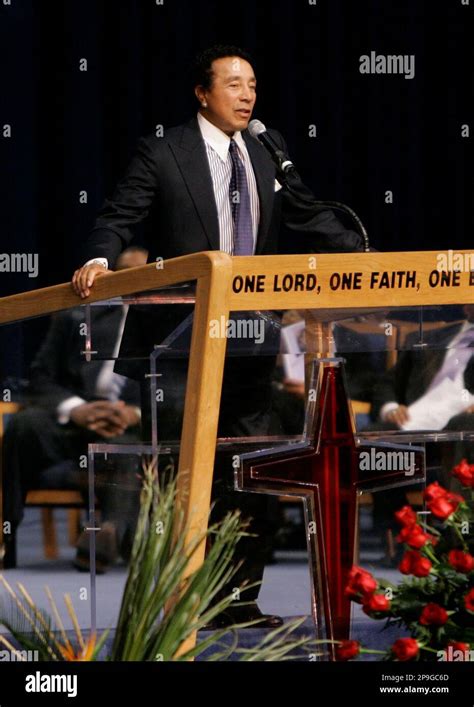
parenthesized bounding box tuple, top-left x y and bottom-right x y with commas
(193, 44, 255, 91)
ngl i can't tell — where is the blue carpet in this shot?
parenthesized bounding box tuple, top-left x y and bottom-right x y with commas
(0, 506, 407, 660)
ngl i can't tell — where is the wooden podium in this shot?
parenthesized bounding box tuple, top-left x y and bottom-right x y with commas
(1, 250, 473, 657)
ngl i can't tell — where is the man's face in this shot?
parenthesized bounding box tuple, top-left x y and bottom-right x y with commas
(195, 56, 257, 136)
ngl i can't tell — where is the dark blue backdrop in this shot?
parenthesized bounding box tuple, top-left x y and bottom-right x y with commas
(0, 0, 472, 378)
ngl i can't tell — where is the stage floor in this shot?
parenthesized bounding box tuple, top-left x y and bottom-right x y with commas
(1, 507, 404, 659)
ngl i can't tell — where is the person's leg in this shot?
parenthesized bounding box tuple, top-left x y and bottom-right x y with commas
(2, 407, 73, 528)
(2, 407, 78, 567)
(141, 354, 282, 624)
(206, 358, 283, 625)
(72, 425, 143, 571)
(94, 429, 142, 558)
(209, 455, 277, 604)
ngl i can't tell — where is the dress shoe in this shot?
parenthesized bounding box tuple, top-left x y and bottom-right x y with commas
(73, 522, 118, 574)
(202, 602, 284, 630)
(1, 533, 17, 569)
(118, 525, 135, 563)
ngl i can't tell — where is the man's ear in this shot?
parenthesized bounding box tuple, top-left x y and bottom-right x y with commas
(194, 86, 204, 103)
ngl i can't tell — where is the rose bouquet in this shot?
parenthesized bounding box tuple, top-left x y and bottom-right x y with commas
(338, 460, 474, 661)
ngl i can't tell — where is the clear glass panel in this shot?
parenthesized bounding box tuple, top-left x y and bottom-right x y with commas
(2, 299, 473, 658)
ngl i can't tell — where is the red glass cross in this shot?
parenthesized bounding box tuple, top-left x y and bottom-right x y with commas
(235, 362, 425, 651)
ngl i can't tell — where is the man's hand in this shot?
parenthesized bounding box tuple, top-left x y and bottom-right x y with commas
(72, 263, 111, 299)
(70, 401, 139, 438)
(384, 405, 410, 428)
(464, 404, 474, 414)
(104, 402, 141, 431)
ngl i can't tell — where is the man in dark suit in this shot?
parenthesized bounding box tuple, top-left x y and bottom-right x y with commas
(3, 247, 148, 571)
(71, 45, 366, 625)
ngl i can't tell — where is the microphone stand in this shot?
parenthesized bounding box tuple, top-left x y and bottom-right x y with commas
(276, 162, 371, 253)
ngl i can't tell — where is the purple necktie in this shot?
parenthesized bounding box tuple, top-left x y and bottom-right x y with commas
(229, 139, 253, 255)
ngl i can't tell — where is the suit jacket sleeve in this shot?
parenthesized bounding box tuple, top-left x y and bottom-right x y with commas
(271, 132, 365, 253)
(28, 313, 81, 411)
(120, 379, 141, 408)
(370, 350, 414, 421)
(29, 312, 142, 411)
(83, 136, 160, 268)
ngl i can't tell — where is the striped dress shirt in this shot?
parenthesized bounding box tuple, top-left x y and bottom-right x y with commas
(197, 112, 260, 254)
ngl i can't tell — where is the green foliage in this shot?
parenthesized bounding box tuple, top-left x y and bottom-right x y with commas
(0, 458, 316, 661)
(345, 469, 474, 661)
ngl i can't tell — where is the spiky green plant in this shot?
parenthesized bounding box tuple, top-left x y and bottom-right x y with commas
(111, 457, 312, 660)
(0, 576, 109, 661)
(0, 457, 315, 661)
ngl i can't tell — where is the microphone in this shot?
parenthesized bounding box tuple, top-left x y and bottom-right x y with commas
(248, 119, 295, 174)
(248, 118, 371, 252)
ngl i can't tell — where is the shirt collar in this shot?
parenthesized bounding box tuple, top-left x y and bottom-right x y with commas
(197, 112, 246, 163)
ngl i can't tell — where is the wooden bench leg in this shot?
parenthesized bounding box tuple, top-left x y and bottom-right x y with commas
(41, 508, 58, 559)
(68, 509, 81, 546)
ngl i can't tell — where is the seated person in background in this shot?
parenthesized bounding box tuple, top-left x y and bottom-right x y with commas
(333, 324, 387, 406)
(279, 316, 382, 427)
(369, 305, 474, 564)
(371, 304, 474, 437)
(2, 246, 148, 572)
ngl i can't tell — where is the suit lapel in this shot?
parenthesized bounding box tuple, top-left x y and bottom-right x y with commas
(168, 119, 276, 254)
(168, 118, 220, 251)
(242, 130, 276, 254)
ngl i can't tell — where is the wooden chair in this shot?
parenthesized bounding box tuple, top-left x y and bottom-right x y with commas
(0, 401, 84, 566)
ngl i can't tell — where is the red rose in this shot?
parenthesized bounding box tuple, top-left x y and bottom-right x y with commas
(399, 550, 432, 577)
(396, 524, 431, 549)
(335, 640, 360, 660)
(424, 482, 449, 502)
(446, 641, 470, 660)
(391, 638, 419, 661)
(452, 459, 474, 488)
(464, 588, 474, 613)
(448, 549, 474, 573)
(394, 505, 418, 527)
(428, 497, 459, 520)
(424, 483, 463, 519)
(427, 484, 464, 520)
(399, 553, 412, 574)
(344, 566, 377, 600)
(447, 641, 469, 651)
(451, 492, 465, 504)
(362, 593, 391, 615)
(419, 603, 449, 626)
